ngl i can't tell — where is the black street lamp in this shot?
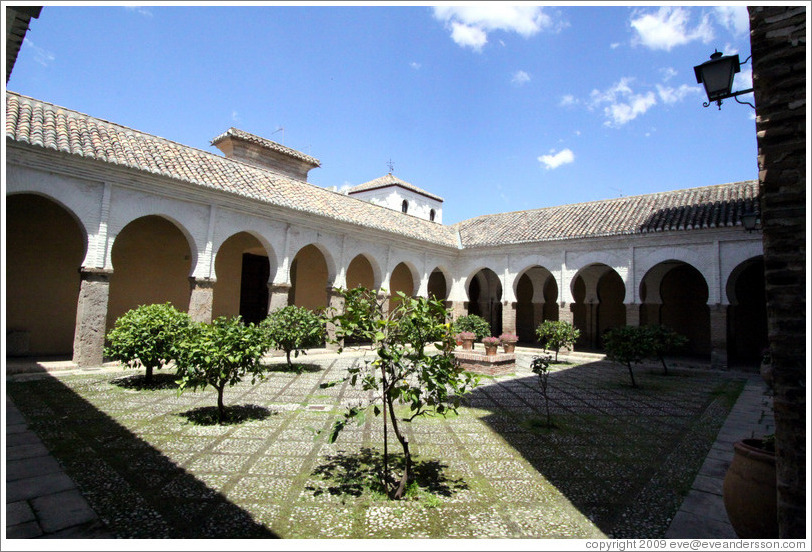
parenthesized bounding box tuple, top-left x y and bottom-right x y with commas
(741, 210, 760, 233)
(694, 50, 754, 109)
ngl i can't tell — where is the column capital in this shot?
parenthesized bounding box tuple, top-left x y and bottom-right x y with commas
(188, 276, 216, 289)
(79, 267, 114, 282)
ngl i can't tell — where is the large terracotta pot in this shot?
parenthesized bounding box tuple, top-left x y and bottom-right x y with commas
(722, 438, 778, 539)
(461, 338, 474, 351)
(502, 341, 516, 354)
(484, 344, 498, 356)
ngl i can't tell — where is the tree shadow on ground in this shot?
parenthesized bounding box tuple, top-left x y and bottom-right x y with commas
(463, 360, 746, 537)
(177, 404, 275, 425)
(306, 447, 469, 499)
(6, 375, 278, 538)
(110, 372, 180, 390)
(264, 362, 323, 374)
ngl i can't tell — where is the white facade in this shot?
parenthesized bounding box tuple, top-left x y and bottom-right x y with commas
(348, 186, 443, 223)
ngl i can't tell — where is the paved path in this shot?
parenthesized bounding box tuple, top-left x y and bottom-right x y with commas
(665, 374, 774, 539)
(5, 356, 772, 540)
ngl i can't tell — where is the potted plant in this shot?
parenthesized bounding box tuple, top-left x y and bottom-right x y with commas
(482, 336, 500, 356)
(722, 434, 778, 539)
(499, 333, 518, 353)
(458, 331, 476, 350)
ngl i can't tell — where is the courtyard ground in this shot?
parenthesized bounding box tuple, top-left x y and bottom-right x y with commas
(5, 349, 749, 539)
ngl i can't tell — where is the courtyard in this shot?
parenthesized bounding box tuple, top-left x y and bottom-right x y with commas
(5, 350, 747, 540)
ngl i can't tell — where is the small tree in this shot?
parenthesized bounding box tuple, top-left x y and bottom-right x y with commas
(602, 325, 653, 388)
(452, 314, 490, 341)
(105, 303, 191, 384)
(642, 325, 689, 375)
(535, 320, 581, 362)
(531, 354, 554, 428)
(261, 305, 325, 371)
(175, 316, 268, 424)
(322, 288, 478, 500)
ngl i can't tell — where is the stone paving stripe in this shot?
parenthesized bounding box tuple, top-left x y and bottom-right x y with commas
(6, 456, 65, 482)
(666, 510, 738, 539)
(6, 500, 37, 525)
(6, 472, 77, 503)
(31, 489, 100, 534)
(5, 520, 44, 539)
(6, 442, 50, 461)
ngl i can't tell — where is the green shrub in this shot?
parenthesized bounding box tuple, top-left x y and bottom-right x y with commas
(261, 305, 325, 371)
(175, 316, 269, 423)
(642, 325, 689, 375)
(323, 288, 478, 500)
(602, 325, 653, 388)
(452, 314, 490, 341)
(105, 303, 192, 383)
(535, 320, 580, 362)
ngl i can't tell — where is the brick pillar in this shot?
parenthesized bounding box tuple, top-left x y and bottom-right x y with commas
(267, 283, 291, 312)
(709, 304, 728, 370)
(501, 301, 517, 336)
(73, 268, 113, 368)
(626, 303, 640, 326)
(325, 287, 345, 350)
(188, 277, 215, 323)
(750, 6, 806, 538)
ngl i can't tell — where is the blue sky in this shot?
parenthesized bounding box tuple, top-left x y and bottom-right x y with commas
(7, 3, 759, 225)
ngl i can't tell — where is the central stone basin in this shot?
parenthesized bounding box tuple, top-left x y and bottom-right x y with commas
(453, 350, 516, 376)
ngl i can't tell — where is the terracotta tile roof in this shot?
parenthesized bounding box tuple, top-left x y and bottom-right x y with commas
(5, 92, 459, 247)
(347, 173, 444, 202)
(453, 180, 760, 247)
(6, 92, 759, 251)
(210, 127, 321, 167)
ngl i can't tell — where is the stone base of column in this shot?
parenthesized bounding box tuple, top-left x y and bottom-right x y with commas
(625, 303, 640, 326)
(501, 301, 517, 336)
(188, 277, 215, 323)
(73, 268, 113, 368)
(268, 283, 292, 312)
(325, 287, 345, 350)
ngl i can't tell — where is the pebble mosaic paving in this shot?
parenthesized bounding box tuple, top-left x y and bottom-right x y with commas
(6, 352, 745, 539)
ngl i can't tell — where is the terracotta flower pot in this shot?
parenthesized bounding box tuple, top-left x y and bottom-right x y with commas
(722, 438, 778, 539)
(484, 344, 498, 356)
(502, 341, 516, 354)
(461, 338, 474, 351)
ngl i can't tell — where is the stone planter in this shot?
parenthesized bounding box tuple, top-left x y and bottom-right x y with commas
(722, 438, 778, 539)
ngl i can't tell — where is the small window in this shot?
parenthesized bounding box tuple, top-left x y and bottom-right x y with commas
(402, 200, 409, 213)
(429, 209, 436, 222)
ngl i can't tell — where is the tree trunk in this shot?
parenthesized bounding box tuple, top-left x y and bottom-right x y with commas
(386, 391, 411, 500)
(660, 356, 669, 376)
(217, 385, 226, 424)
(286, 349, 293, 369)
(627, 362, 637, 387)
(145, 364, 154, 384)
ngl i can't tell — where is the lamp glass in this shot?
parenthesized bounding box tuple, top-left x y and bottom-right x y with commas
(694, 53, 741, 101)
(741, 212, 758, 231)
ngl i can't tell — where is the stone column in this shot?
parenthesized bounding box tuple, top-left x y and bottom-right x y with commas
(377, 291, 391, 319)
(267, 283, 292, 312)
(446, 301, 467, 322)
(709, 304, 728, 370)
(625, 303, 640, 326)
(188, 277, 215, 323)
(73, 268, 113, 368)
(532, 302, 544, 330)
(325, 287, 345, 350)
(501, 301, 517, 336)
(585, 302, 598, 349)
(557, 302, 574, 324)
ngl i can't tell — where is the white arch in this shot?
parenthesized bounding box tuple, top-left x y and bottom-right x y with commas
(212, 230, 278, 284)
(108, 212, 199, 277)
(345, 252, 384, 290)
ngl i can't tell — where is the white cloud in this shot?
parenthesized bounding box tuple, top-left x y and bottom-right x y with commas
(660, 67, 678, 82)
(124, 6, 153, 17)
(590, 77, 657, 127)
(511, 70, 531, 85)
(559, 94, 578, 107)
(656, 83, 699, 104)
(449, 21, 488, 51)
(610, 42, 621, 49)
(22, 38, 55, 67)
(714, 6, 750, 36)
(433, 6, 556, 51)
(630, 7, 714, 51)
(409, 61, 422, 70)
(538, 148, 575, 170)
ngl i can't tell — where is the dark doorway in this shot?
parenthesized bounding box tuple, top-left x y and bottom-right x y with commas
(239, 253, 270, 324)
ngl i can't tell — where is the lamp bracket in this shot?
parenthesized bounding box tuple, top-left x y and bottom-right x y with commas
(702, 88, 756, 110)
